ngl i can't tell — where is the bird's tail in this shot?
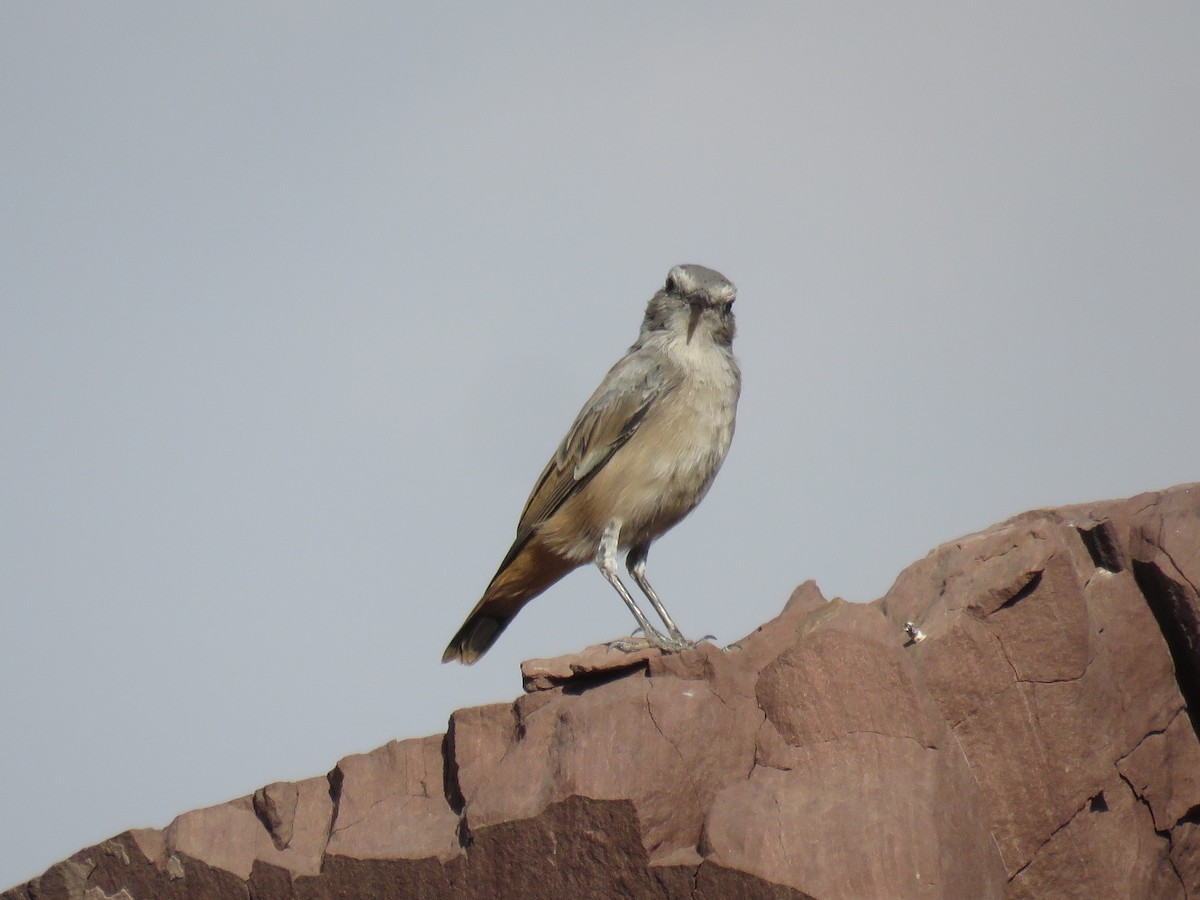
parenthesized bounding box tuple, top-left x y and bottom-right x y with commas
(442, 539, 575, 665)
(441, 600, 520, 665)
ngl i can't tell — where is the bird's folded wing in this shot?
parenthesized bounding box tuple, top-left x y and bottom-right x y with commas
(507, 356, 679, 555)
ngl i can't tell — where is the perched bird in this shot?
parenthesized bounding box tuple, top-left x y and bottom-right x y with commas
(443, 264, 741, 665)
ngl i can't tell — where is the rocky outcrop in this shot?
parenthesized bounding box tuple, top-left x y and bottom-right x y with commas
(6, 484, 1200, 899)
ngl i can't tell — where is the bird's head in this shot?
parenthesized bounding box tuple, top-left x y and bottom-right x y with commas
(641, 264, 736, 347)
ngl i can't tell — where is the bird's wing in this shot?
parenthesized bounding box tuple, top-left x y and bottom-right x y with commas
(500, 353, 679, 565)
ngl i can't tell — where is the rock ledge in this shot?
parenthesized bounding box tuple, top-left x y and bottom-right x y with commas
(6, 485, 1200, 899)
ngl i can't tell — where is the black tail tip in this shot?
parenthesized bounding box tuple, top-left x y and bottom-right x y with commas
(442, 615, 505, 665)
(441, 643, 477, 665)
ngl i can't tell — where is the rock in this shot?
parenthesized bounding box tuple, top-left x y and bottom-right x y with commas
(6, 484, 1200, 899)
(520, 642, 660, 692)
(878, 488, 1200, 889)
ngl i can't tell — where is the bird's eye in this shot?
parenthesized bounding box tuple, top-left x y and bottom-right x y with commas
(722, 301, 733, 314)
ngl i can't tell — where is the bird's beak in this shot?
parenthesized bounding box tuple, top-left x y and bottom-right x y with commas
(686, 302, 704, 344)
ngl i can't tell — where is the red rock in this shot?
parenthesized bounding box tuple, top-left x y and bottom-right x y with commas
(877, 498, 1188, 878)
(520, 642, 660, 692)
(6, 484, 1200, 899)
(1119, 709, 1200, 832)
(1006, 776, 1180, 899)
(325, 735, 460, 864)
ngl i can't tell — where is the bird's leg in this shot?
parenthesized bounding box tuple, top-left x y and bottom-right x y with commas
(595, 521, 669, 647)
(626, 543, 686, 643)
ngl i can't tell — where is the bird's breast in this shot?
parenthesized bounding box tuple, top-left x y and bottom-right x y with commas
(584, 348, 739, 547)
(536, 339, 739, 562)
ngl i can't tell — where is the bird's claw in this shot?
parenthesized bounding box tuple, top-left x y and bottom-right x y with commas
(606, 637, 653, 653)
(607, 630, 708, 655)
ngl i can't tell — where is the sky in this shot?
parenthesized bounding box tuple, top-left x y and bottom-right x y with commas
(2, 2, 1198, 886)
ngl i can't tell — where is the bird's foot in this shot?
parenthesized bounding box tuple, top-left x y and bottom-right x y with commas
(696, 634, 744, 653)
(606, 630, 707, 655)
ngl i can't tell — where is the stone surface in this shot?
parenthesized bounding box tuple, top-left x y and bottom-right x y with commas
(520, 642, 660, 692)
(6, 484, 1200, 899)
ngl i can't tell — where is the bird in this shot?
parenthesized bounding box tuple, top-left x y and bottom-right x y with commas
(442, 263, 741, 665)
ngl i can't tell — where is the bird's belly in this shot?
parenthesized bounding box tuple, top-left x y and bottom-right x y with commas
(539, 383, 736, 560)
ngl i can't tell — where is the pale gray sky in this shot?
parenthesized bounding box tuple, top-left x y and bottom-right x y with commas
(2, 3, 1198, 886)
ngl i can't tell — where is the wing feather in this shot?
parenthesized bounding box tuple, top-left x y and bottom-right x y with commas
(495, 354, 679, 571)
